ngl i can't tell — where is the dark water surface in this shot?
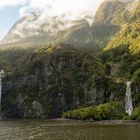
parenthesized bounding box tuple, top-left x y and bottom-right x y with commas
(0, 119, 140, 140)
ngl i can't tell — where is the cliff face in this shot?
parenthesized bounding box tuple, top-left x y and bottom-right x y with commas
(2, 44, 125, 118)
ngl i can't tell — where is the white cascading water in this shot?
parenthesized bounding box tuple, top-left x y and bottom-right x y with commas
(86, 19, 94, 42)
(0, 70, 4, 118)
(88, 23, 94, 42)
(125, 81, 133, 116)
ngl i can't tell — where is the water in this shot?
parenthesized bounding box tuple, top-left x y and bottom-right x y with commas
(88, 23, 94, 42)
(0, 74, 1, 116)
(0, 70, 4, 118)
(0, 70, 5, 119)
(0, 120, 139, 140)
(125, 81, 133, 116)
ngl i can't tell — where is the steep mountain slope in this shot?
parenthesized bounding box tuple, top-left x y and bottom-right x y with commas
(104, 0, 140, 51)
(102, 0, 140, 108)
(91, 0, 136, 48)
(56, 20, 92, 44)
(93, 0, 126, 24)
(103, 0, 140, 70)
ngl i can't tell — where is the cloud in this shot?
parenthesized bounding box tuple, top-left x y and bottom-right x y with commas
(20, 0, 103, 18)
(0, 0, 27, 7)
(19, 6, 40, 17)
(30, 0, 54, 8)
(12, 0, 104, 40)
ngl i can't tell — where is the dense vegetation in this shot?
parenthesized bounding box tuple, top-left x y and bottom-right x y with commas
(102, 0, 140, 80)
(0, 47, 35, 77)
(63, 102, 126, 120)
(131, 105, 140, 121)
(1, 44, 107, 118)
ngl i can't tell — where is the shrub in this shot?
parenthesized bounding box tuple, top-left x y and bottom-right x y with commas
(62, 102, 126, 120)
(130, 106, 140, 121)
(132, 68, 140, 86)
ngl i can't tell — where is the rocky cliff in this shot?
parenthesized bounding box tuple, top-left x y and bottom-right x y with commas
(2, 44, 125, 118)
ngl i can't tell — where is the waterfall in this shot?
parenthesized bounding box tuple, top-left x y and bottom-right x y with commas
(0, 70, 4, 118)
(90, 29, 94, 42)
(86, 19, 94, 42)
(125, 81, 133, 116)
(88, 24, 94, 42)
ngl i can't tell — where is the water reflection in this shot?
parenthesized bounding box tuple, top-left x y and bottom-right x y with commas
(0, 120, 139, 140)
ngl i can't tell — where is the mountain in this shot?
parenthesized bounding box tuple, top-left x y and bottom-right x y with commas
(91, 0, 134, 48)
(0, 0, 137, 49)
(1, 13, 73, 44)
(103, 0, 140, 70)
(93, 0, 126, 24)
(0, 0, 140, 119)
(0, 12, 95, 50)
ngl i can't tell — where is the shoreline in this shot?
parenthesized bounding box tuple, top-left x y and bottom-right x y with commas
(91, 120, 140, 125)
(53, 118, 140, 125)
(0, 118, 140, 125)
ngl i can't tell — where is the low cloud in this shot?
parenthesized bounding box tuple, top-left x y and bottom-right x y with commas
(20, 0, 103, 18)
(2, 0, 106, 42)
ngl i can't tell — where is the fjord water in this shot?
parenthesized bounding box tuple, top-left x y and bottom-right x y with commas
(0, 120, 140, 140)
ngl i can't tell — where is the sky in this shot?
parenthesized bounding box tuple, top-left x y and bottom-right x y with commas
(0, 0, 103, 41)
